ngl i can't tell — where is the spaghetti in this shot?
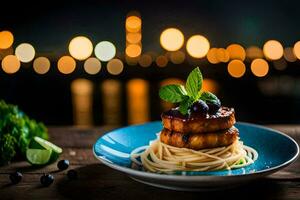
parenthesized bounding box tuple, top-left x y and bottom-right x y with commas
(130, 134, 258, 173)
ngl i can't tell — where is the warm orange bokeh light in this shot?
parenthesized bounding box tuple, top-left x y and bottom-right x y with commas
(246, 46, 264, 60)
(57, 56, 76, 74)
(126, 79, 149, 124)
(216, 48, 230, 63)
(284, 47, 297, 62)
(138, 54, 152, 67)
(33, 57, 51, 74)
(251, 58, 269, 77)
(202, 79, 219, 94)
(273, 58, 287, 71)
(107, 58, 124, 75)
(126, 33, 142, 44)
(293, 41, 300, 60)
(263, 40, 283, 60)
(1, 55, 20, 74)
(186, 35, 210, 58)
(170, 51, 185, 64)
(226, 44, 246, 61)
(126, 16, 142, 33)
(0, 31, 14, 49)
(125, 44, 142, 58)
(160, 28, 184, 51)
(71, 78, 93, 126)
(227, 60, 246, 78)
(156, 55, 168, 67)
(84, 57, 101, 75)
(206, 48, 219, 64)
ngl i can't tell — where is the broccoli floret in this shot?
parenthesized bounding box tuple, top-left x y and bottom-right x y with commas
(0, 100, 48, 165)
(0, 134, 17, 165)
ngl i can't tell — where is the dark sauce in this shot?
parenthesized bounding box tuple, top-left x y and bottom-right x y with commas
(182, 133, 190, 143)
(162, 107, 233, 121)
(162, 108, 188, 119)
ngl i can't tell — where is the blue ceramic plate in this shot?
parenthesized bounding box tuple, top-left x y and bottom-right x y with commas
(93, 122, 299, 191)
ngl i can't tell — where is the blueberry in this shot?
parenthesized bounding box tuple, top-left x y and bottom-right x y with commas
(9, 171, 22, 184)
(182, 134, 190, 143)
(57, 160, 69, 170)
(67, 169, 78, 180)
(207, 100, 221, 114)
(40, 174, 54, 187)
(191, 100, 209, 115)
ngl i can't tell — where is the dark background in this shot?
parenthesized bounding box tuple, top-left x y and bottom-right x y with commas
(0, 0, 300, 125)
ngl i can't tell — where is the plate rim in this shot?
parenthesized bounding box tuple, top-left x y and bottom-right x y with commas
(93, 121, 299, 180)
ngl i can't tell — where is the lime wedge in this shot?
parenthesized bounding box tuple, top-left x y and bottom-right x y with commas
(26, 149, 52, 165)
(31, 136, 62, 153)
(29, 136, 63, 162)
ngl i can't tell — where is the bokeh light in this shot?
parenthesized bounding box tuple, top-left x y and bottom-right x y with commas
(107, 58, 124, 75)
(125, 56, 139, 66)
(94, 41, 116, 62)
(126, 16, 142, 33)
(227, 60, 246, 78)
(84, 57, 101, 75)
(0, 31, 14, 49)
(293, 41, 300, 60)
(283, 47, 297, 62)
(251, 58, 269, 77)
(138, 54, 152, 67)
(206, 48, 219, 64)
(263, 40, 283, 60)
(33, 57, 51, 74)
(186, 35, 210, 58)
(1, 55, 20, 74)
(71, 78, 93, 126)
(156, 55, 168, 67)
(170, 51, 185, 64)
(202, 79, 219, 94)
(126, 79, 149, 124)
(273, 58, 287, 71)
(160, 78, 185, 86)
(126, 33, 142, 44)
(246, 46, 264, 60)
(216, 48, 230, 62)
(69, 36, 93, 60)
(101, 79, 122, 125)
(125, 44, 142, 58)
(160, 28, 184, 51)
(57, 56, 76, 74)
(226, 44, 246, 61)
(15, 43, 35, 63)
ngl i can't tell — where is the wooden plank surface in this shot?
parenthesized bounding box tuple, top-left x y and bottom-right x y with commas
(0, 125, 299, 200)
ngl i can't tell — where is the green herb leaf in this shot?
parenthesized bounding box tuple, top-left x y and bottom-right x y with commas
(185, 67, 203, 100)
(200, 91, 220, 105)
(159, 84, 187, 103)
(179, 96, 193, 115)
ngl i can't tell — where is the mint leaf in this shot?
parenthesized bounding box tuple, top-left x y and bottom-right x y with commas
(186, 67, 203, 100)
(200, 91, 220, 105)
(159, 84, 187, 103)
(179, 96, 193, 115)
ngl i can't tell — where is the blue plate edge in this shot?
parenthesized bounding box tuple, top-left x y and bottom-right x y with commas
(93, 121, 300, 179)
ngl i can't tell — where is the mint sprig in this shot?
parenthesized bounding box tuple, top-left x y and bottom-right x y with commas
(159, 84, 187, 103)
(186, 67, 203, 100)
(159, 67, 220, 115)
(200, 91, 220, 105)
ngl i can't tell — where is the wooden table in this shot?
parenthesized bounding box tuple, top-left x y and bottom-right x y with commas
(0, 125, 299, 200)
